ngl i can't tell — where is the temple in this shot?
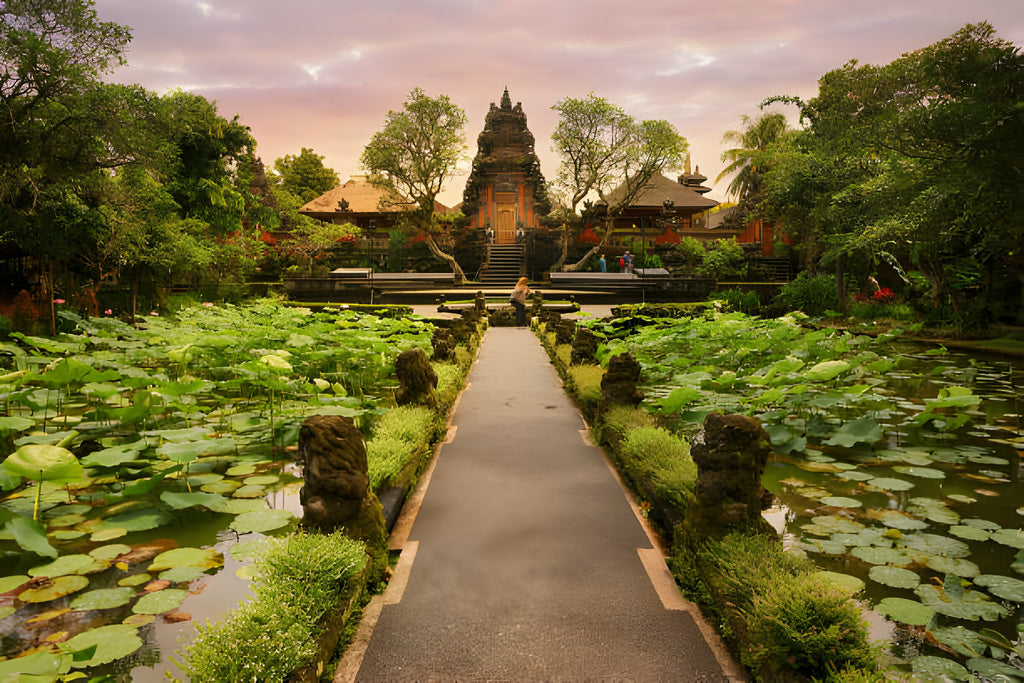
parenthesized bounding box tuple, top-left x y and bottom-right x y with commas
(460, 88, 550, 244)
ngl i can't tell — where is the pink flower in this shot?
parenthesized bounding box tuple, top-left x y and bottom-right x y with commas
(202, 302, 214, 307)
(53, 299, 65, 304)
(104, 309, 113, 315)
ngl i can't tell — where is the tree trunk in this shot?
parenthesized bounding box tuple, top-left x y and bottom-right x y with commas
(550, 225, 569, 272)
(47, 259, 56, 336)
(565, 218, 614, 272)
(835, 252, 848, 315)
(424, 234, 466, 285)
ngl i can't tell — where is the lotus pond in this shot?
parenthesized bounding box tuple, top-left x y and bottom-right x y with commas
(0, 301, 437, 680)
(589, 312, 1024, 681)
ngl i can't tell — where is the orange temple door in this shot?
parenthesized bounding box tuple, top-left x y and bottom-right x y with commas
(495, 192, 517, 243)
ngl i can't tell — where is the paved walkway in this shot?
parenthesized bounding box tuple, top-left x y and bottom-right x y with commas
(340, 327, 740, 681)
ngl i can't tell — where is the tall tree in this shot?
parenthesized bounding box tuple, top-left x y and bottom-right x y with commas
(360, 88, 468, 283)
(715, 112, 789, 200)
(273, 147, 339, 204)
(550, 93, 688, 271)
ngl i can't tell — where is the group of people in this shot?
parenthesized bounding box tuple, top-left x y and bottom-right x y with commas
(597, 251, 633, 273)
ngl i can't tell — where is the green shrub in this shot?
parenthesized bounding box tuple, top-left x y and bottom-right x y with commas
(597, 405, 655, 447)
(619, 427, 697, 505)
(366, 436, 412, 490)
(555, 343, 572, 369)
(372, 405, 434, 446)
(433, 362, 464, 409)
(566, 364, 604, 408)
(365, 405, 436, 490)
(675, 236, 707, 269)
(703, 238, 747, 280)
(776, 271, 838, 316)
(747, 573, 875, 677)
(181, 531, 366, 681)
(709, 287, 760, 314)
(612, 302, 715, 319)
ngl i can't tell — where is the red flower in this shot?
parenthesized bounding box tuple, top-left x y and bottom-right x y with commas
(873, 287, 896, 304)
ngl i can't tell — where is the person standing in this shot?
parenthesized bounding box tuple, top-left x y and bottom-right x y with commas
(509, 276, 531, 326)
(598, 254, 607, 273)
(624, 250, 634, 273)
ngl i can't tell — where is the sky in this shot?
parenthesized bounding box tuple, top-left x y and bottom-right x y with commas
(92, 0, 1024, 208)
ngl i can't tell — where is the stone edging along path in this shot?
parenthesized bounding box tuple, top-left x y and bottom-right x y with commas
(337, 326, 743, 681)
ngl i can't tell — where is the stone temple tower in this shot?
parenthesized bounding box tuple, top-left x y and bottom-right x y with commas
(462, 88, 550, 244)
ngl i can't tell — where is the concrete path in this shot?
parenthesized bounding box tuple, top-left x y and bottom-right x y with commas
(341, 327, 740, 681)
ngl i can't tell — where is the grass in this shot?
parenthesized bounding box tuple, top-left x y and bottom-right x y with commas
(365, 405, 436, 490)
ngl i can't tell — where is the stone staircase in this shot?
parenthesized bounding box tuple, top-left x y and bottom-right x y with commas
(478, 244, 525, 286)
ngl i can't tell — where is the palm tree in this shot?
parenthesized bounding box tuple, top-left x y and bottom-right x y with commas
(716, 112, 789, 200)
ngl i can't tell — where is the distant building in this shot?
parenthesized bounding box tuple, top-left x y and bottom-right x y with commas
(299, 175, 448, 252)
(461, 88, 550, 244)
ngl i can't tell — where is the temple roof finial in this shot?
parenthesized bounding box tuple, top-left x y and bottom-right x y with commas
(501, 86, 512, 110)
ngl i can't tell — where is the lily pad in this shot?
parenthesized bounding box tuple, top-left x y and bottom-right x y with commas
(904, 533, 971, 558)
(948, 494, 977, 504)
(118, 573, 151, 587)
(229, 538, 266, 562)
(990, 528, 1024, 549)
(974, 575, 1024, 603)
(836, 470, 874, 482)
(822, 417, 884, 448)
(911, 656, 971, 681)
(866, 476, 915, 492)
(159, 566, 207, 583)
(89, 543, 132, 561)
(965, 657, 1024, 680)
(865, 509, 928, 530)
(96, 509, 170, 533)
(916, 583, 1009, 621)
(813, 570, 865, 595)
(59, 623, 142, 667)
(230, 508, 295, 534)
(930, 625, 987, 658)
(132, 587, 188, 614)
(893, 465, 946, 479)
(851, 546, 914, 566)
(29, 554, 105, 578)
(201, 480, 241, 494)
(19, 575, 90, 602)
(804, 360, 852, 382)
(820, 496, 862, 508)
(869, 565, 921, 589)
(876, 596, 935, 625)
(148, 547, 223, 572)
(69, 587, 136, 611)
(3, 444, 83, 483)
(801, 514, 865, 536)
(91, 527, 127, 542)
(0, 575, 29, 593)
(244, 474, 280, 486)
(160, 490, 225, 510)
(207, 497, 268, 515)
(949, 525, 991, 542)
(225, 463, 258, 476)
(926, 555, 981, 578)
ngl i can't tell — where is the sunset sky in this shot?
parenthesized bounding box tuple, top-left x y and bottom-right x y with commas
(92, 0, 1024, 207)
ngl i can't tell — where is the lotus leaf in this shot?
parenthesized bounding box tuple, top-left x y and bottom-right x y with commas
(974, 575, 1024, 603)
(869, 565, 921, 589)
(876, 596, 934, 625)
(837, 470, 874, 481)
(19, 575, 90, 602)
(59, 623, 142, 667)
(893, 465, 946, 479)
(867, 477, 915, 491)
(182, 472, 225, 486)
(0, 575, 29, 593)
(915, 584, 1009, 621)
(0, 415, 35, 433)
(69, 587, 136, 611)
(821, 496, 862, 508)
(964, 658, 1024, 681)
(132, 587, 188, 614)
(207, 497, 267, 515)
(950, 525, 991, 542)
(813, 571, 865, 595)
(3, 444, 83, 482)
(230, 508, 295, 534)
(822, 417, 884, 448)
(232, 484, 266, 498)
(53, 530, 86, 541)
(97, 509, 170, 533)
(229, 538, 266, 561)
(245, 474, 280, 486)
(801, 514, 865, 536)
(82, 443, 147, 468)
(259, 354, 292, 372)
(148, 547, 222, 572)
(201, 480, 241, 494)
(29, 554, 105, 578)
(909, 498, 961, 525)
(89, 544, 132, 561)
(91, 527, 127, 542)
(991, 529, 1024, 549)
(159, 490, 225, 510)
(851, 546, 914, 566)
(927, 555, 981, 578)
(930, 625, 987, 658)
(800, 538, 847, 555)
(225, 463, 258, 476)
(966, 454, 1010, 466)
(47, 512, 86, 527)
(865, 509, 928, 530)
(118, 573, 151, 587)
(159, 566, 207, 583)
(962, 518, 1002, 530)
(804, 360, 852, 382)
(911, 656, 971, 681)
(904, 533, 971, 558)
